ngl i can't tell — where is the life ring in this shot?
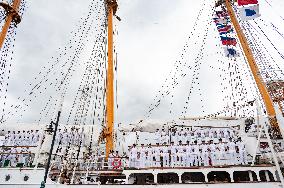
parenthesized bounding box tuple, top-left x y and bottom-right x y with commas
(112, 158, 122, 169)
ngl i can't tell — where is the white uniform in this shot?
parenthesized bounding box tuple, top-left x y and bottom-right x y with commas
(153, 146, 161, 167)
(146, 147, 153, 167)
(170, 144, 177, 167)
(160, 130, 167, 144)
(209, 129, 214, 140)
(186, 129, 191, 143)
(228, 141, 236, 165)
(201, 144, 209, 166)
(209, 143, 216, 166)
(129, 146, 138, 168)
(218, 142, 226, 165)
(139, 146, 146, 168)
(177, 130, 183, 143)
(177, 145, 185, 166)
(237, 141, 246, 165)
(192, 144, 200, 166)
(154, 130, 161, 144)
(185, 145, 193, 167)
(224, 129, 229, 142)
(162, 146, 169, 167)
(200, 129, 206, 142)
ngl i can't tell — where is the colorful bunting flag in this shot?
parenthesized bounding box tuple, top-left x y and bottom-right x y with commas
(214, 18, 230, 25)
(215, 11, 228, 18)
(237, 0, 258, 6)
(224, 47, 240, 57)
(219, 29, 234, 35)
(239, 4, 261, 21)
(218, 25, 232, 33)
(220, 36, 237, 46)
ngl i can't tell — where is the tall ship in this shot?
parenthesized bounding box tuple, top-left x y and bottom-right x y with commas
(0, 0, 284, 187)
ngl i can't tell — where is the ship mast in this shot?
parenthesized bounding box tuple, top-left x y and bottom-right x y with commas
(0, 0, 22, 50)
(105, 0, 118, 158)
(224, 0, 280, 134)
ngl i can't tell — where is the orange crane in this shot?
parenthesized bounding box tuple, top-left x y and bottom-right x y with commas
(224, 0, 281, 135)
(0, 0, 22, 50)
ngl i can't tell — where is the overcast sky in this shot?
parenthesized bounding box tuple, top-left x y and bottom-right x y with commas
(3, 0, 284, 126)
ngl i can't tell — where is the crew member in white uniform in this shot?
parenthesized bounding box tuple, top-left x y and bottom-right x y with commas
(192, 141, 200, 166)
(185, 141, 193, 167)
(162, 143, 169, 167)
(129, 144, 138, 168)
(139, 144, 146, 168)
(146, 144, 153, 167)
(160, 128, 167, 144)
(228, 138, 236, 165)
(154, 143, 161, 167)
(154, 129, 161, 145)
(201, 141, 209, 166)
(237, 138, 246, 165)
(177, 141, 185, 167)
(186, 128, 191, 143)
(209, 140, 216, 166)
(170, 141, 177, 167)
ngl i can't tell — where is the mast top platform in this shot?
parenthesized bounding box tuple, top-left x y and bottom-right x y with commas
(0, 2, 21, 25)
(106, 0, 118, 15)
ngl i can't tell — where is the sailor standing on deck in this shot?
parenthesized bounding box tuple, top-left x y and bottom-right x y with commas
(146, 144, 153, 167)
(209, 140, 216, 166)
(228, 138, 236, 165)
(108, 150, 114, 169)
(162, 143, 169, 167)
(62, 129, 68, 145)
(11, 131, 15, 146)
(185, 141, 193, 167)
(129, 144, 138, 168)
(201, 141, 209, 166)
(177, 141, 185, 167)
(139, 144, 146, 168)
(14, 134, 20, 146)
(178, 128, 184, 144)
(186, 128, 191, 143)
(236, 138, 246, 165)
(154, 129, 161, 145)
(160, 128, 167, 144)
(154, 143, 161, 167)
(170, 141, 177, 167)
(192, 141, 200, 166)
(171, 130, 178, 145)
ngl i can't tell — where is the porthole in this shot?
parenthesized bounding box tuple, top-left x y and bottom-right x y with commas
(5, 174, 11, 182)
(24, 175, 29, 181)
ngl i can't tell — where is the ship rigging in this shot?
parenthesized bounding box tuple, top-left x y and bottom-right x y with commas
(0, 0, 284, 187)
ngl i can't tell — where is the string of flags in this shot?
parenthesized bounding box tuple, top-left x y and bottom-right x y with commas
(213, 9, 239, 58)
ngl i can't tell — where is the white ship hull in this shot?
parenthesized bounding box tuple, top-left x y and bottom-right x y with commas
(0, 182, 281, 188)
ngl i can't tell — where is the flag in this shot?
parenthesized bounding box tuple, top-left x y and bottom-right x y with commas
(220, 36, 237, 46)
(213, 18, 230, 25)
(224, 47, 240, 58)
(219, 29, 233, 35)
(239, 4, 261, 21)
(237, 0, 258, 6)
(218, 25, 232, 33)
(215, 11, 228, 18)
